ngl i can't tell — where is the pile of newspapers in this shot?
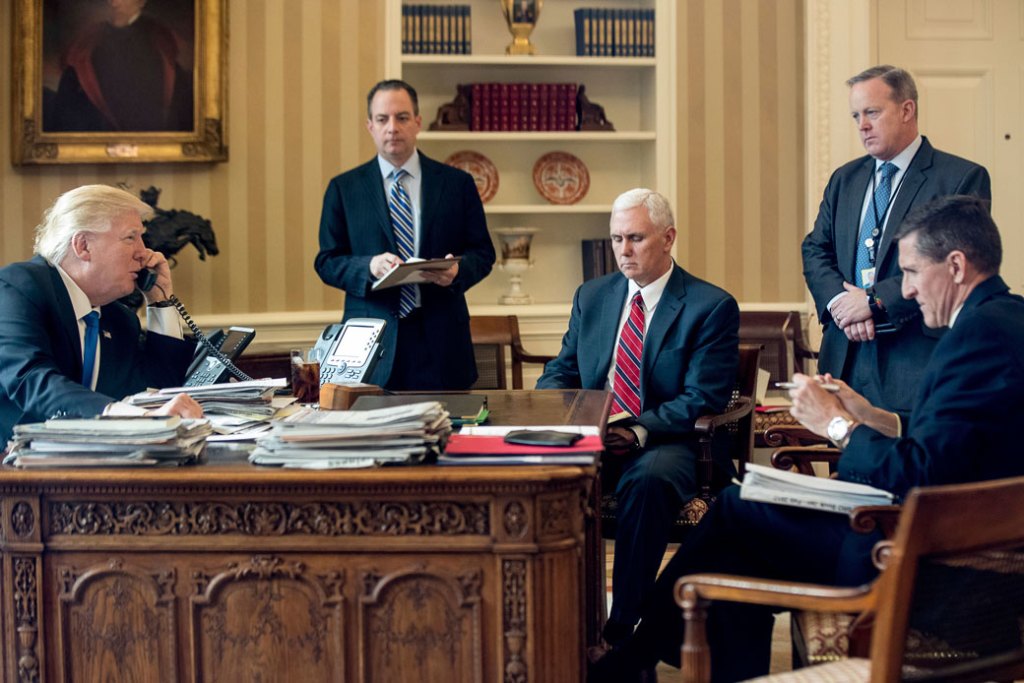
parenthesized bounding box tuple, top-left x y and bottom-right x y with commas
(126, 379, 290, 439)
(4, 416, 212, 468)
(249, 401, 450, 469)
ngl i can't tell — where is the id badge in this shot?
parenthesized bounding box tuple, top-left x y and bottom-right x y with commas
(860, 267, 876, 288)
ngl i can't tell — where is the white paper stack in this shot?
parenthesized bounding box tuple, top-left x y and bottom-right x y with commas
(5, 416, 213, 467)
(249, 401, 451, 469)
(126, 379, 291, 425)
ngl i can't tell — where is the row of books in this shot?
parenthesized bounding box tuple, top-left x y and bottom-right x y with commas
(402, 4, 471, 54)
(574, 8, 656, 57)
(469, 82, 578, 132)
(581, 239, 618, 281)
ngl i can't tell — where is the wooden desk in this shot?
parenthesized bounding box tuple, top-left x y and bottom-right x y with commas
(0, 389, 608, 683)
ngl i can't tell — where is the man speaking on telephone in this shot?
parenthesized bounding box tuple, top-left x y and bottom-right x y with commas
(0, 184, 202, 446)
(315, 79, 495, 390)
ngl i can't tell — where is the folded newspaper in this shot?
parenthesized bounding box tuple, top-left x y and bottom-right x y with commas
(739, 462, 895, 514)
(249, 401, 451, 469)
(5, 416, 212, 467)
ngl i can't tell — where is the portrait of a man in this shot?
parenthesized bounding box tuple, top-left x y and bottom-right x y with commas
(42, 0, 195, 133)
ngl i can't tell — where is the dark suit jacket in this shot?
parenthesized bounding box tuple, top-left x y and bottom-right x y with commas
(840, 275, 1024, 497)
(627, 276, 1024, 681)
(536, 265, 739, 442)
(314, 153, 495, 388)
(0, 257, 194, 443)
(802, 137, 991, 411)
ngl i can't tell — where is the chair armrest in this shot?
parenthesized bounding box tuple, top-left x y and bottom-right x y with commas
(675, 574, 877, 683)
(763, 424, 829, 447)
(513, 349, 556, 366)
(693, 396, 753, 435)
(770, 446, 840, 475)
(850, 505, 901, 539)
(676, 573, 876, 614)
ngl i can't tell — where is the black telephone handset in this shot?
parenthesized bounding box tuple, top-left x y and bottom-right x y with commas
(138, 268, 255, 385)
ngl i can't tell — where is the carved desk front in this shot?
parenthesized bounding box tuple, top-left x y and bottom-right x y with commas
(0, 389, 609, 683)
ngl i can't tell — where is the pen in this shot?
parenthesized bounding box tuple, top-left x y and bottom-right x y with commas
(774, 381, 841, 393)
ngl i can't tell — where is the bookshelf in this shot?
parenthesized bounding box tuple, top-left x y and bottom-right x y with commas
(385, 0, 675, 355)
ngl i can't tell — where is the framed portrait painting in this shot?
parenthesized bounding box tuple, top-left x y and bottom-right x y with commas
(12, 0, 227, 165)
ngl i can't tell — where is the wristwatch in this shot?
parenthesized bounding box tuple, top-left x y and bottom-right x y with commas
(826, 416, 857, 449)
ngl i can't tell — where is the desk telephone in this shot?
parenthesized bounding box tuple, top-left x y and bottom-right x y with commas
(138, 268, 255, 386)
(312, 319, 386, 385)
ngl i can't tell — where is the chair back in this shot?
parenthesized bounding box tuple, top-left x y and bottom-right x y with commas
(867, 476, 1024, 682)
(469, 315, 554, 390)
(739, 311, 816, 391)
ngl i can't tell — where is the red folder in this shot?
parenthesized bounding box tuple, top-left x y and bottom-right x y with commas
(444, 434, 603, 456)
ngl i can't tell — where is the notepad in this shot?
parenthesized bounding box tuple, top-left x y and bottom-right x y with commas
(370, 257, 462, 291)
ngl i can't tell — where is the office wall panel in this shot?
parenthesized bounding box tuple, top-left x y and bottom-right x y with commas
(0, 0, 804, 319)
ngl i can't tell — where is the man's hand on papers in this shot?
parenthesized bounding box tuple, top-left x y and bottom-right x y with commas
(370, 252, 402, 279)
(150, 393, 204, 419)
(418, 253, 459, 287)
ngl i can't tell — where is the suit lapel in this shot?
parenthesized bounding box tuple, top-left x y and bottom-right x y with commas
(40, 259, 85, 376)
(418, 154, 442, 257)
(876, 139, 934, 267)
(642, 268, 686, 398)
(592, 276, 628, 383)
(838, 158, 875, 279)
(360, 161, 397, 252)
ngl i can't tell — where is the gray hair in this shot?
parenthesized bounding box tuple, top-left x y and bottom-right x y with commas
(895, 195, 1001, 276)
(847, 65, 918, 110)
(611, 188, 674, 231)
(34, 185, 153, 265)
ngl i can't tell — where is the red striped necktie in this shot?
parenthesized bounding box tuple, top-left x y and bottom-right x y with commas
(612, 292, 644, 416)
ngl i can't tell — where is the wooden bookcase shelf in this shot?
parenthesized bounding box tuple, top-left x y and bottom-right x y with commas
(385, 0, 676, 312)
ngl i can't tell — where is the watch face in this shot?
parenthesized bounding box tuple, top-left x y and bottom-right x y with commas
(827, 417, 850, 442)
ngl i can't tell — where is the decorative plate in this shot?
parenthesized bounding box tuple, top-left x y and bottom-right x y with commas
(444, 150, 499, 203)
(532, 151, 590, 205)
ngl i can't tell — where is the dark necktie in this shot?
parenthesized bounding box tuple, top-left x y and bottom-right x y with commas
(854, 161, 898, 287)
(612, 292, 644, 417)
(81, 311, 100, 388)
(388, 169, 417, 318)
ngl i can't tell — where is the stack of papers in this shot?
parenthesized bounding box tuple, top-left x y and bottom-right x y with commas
(351, 393, 489, 426)
(4, 416, 212, 467)
(439, 425, 602, 466)
(249, 401, 451, 469)
(739, 463, 895, 514)
(126, 379, 292, 438)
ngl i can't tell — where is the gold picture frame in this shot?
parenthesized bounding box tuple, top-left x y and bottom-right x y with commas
(12, 0, 227, 165)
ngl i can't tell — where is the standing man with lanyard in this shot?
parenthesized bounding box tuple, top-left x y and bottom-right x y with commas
(802, 65, 990, 415)
(315, 79, 495, 390)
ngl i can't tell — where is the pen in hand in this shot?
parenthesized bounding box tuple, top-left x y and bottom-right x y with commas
(774, 381, 841, 393)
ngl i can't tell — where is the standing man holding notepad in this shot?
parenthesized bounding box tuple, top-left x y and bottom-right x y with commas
(315, 79, 495, 390)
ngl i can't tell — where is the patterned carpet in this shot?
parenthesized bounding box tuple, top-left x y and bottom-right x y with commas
(605, 541, 793, 681)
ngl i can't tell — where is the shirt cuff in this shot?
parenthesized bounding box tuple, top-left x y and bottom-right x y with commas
(632, 424, 649, 449)
(146, 306, 184, 339)
(102, 401, 148, 417)
(826, 292, 846, 318)
(892, 411, 903, 438)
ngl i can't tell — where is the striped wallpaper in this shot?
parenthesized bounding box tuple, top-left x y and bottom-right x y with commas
(0, 0, 805, 317)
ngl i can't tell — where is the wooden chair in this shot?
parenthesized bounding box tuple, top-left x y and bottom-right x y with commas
(601, 344, 761, 541)
(676, 475, 1024, 683)
(739, 311, 818, 389)
(469, 315, 555, 390)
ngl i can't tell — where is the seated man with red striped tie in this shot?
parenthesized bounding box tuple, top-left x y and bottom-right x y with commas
(0, 184, 203, 447)
(536, 188, 740, 653)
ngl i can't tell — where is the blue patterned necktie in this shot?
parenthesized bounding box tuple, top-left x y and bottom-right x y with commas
(81, 311, 99, 388)
(388, 169, 417, 318)
(854, 161, 898, 288)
